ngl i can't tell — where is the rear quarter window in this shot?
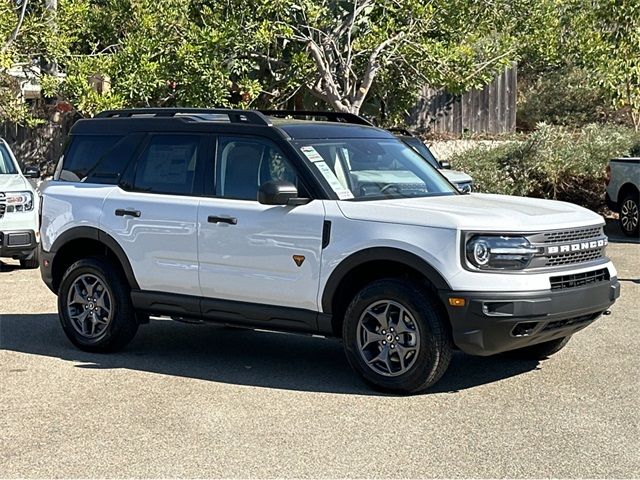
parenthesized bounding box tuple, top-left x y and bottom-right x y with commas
(56, 134, 143, 184)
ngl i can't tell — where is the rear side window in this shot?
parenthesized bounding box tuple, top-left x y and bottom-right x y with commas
(86, 133, 145, 184)
(58, 135, 123, 182)
(132, 135, 202, 195)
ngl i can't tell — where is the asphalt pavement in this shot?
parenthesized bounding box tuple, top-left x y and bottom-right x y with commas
(0, 222, 638, 478)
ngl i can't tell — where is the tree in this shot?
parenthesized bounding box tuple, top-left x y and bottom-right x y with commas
(562, 0, 640, 131)
(252, 0, 520, 115)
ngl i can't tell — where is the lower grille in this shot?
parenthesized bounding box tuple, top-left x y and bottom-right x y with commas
(550, 268, 610, 290)
(542, 313, 600, 332)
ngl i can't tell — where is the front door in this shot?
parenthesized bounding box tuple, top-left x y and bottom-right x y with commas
(197, 136, 325, 317)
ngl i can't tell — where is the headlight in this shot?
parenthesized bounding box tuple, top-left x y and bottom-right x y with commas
(5, 191, 34, 212)
(456, 182, 473, 194)
(465, 235, 541, 270)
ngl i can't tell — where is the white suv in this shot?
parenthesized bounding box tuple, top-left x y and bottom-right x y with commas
(0, 138, 39, 268)
(39, 109, 620, 393)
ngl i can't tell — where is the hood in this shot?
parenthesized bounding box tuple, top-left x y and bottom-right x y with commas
(337, 193, 604, 232)
(0, 174, 32, 193)
(441, 169, 472, 185)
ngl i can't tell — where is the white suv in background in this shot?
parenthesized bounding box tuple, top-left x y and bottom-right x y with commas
(0, 138, 39, 268)
(39, 109, 620, 394)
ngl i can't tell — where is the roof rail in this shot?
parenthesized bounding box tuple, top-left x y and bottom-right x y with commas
(95, 108, 272, 126)
(387, 127, 415, 137)
(259, 109, 374, 126)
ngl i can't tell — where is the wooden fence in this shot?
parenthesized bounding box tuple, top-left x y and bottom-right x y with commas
(1, 115, 74, 171)
(408, 64, 517, 135)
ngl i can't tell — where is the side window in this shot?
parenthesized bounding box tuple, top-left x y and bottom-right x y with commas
(133, 135, 201, 195)
(217, 137, 302, 200)
(58, 135, 122, 182)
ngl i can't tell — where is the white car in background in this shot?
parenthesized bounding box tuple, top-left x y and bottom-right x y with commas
(0, 138, 40, 268)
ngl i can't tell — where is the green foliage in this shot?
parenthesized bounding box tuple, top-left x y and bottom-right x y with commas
(449, 124, 640, 211)
(518, 67, 614, 130)
(256, 0, 520, 114)
(559, 0, 640, 130)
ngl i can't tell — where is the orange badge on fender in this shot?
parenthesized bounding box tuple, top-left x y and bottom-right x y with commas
(293, 255, 306, 267)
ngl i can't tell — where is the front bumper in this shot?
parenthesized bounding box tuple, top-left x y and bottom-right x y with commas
(40, 245, 55, 292)
(440, 277, 620, 356)
(0, 229, 37, 259)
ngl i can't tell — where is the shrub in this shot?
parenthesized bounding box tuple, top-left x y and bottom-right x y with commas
(448, 123, 640, 212)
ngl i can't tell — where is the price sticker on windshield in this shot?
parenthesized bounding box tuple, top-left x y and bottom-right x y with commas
(299, 145, 325, 163)
(315, 162, 354, 199)
(300, 146, 354, 199)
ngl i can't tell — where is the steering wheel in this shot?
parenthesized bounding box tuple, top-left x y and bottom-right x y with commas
(379, 183, 400, 194)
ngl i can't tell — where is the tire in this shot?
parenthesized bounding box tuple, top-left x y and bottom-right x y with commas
(58, 257, 138, 353)
(505, 336, 571, 360)
(342, 278, 453, 394)
(19, 250, 39, 269)
(619, 191, 639, 237)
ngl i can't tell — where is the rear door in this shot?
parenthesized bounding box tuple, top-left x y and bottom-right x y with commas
(197, 135, 326, 315)
(101, 133, 208, 297)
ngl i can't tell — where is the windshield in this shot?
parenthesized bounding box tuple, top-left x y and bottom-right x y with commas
(294, 138, 457, 200)
(0, 144, 17, 174)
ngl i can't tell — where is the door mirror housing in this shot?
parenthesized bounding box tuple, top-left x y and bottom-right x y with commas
(258, 181, 310, 206)
(439, 160, 451, 170)
(23, 165, 40, 178)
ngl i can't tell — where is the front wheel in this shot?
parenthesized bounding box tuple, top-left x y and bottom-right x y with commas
(58, 257, 138, 352)
(342, 278, 453, 394)
(619, 192, 639, 237)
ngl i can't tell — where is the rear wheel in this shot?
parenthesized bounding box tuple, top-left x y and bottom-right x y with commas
(342, 278, 453, 394)
(58, 257, 138, 352)
(505, 336, 571, 360)
(619, 192, 639, 237)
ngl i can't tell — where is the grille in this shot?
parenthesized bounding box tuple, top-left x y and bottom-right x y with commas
(541, 313, 600, 332)
(542, 226, 602, 243)
(544, 249, 604, 267)
(550, 268, 610, 291)
(0, 192, 5, 219)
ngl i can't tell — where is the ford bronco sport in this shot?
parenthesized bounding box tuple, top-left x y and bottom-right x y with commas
(39, 108, 620, 393)
(0, 138, 40, 268)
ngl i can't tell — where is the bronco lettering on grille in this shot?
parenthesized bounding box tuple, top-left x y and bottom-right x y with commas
(546, 238, 608, 255)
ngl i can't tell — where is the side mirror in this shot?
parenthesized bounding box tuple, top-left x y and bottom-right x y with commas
(258, 180, 309, 206)
(23, 165, 40, 178)
(439, 160, 451, 170)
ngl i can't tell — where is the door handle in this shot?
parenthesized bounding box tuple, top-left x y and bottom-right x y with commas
(208, 215, 237, 225)
(115, 209, 141, 218)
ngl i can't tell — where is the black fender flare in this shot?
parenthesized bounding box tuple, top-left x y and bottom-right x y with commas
(49, 226, 139, 290)
(321, 247, 451, 313)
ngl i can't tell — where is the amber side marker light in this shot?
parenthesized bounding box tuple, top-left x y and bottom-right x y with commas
(448, 297, 466, 307)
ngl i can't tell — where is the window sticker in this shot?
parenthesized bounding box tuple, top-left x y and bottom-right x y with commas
(300, 145, 354, 199)
(299, 145, 325, 163)
(313, 160, 354, 200)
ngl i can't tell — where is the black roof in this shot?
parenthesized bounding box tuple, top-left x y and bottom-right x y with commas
(73, 108, 393, 140)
